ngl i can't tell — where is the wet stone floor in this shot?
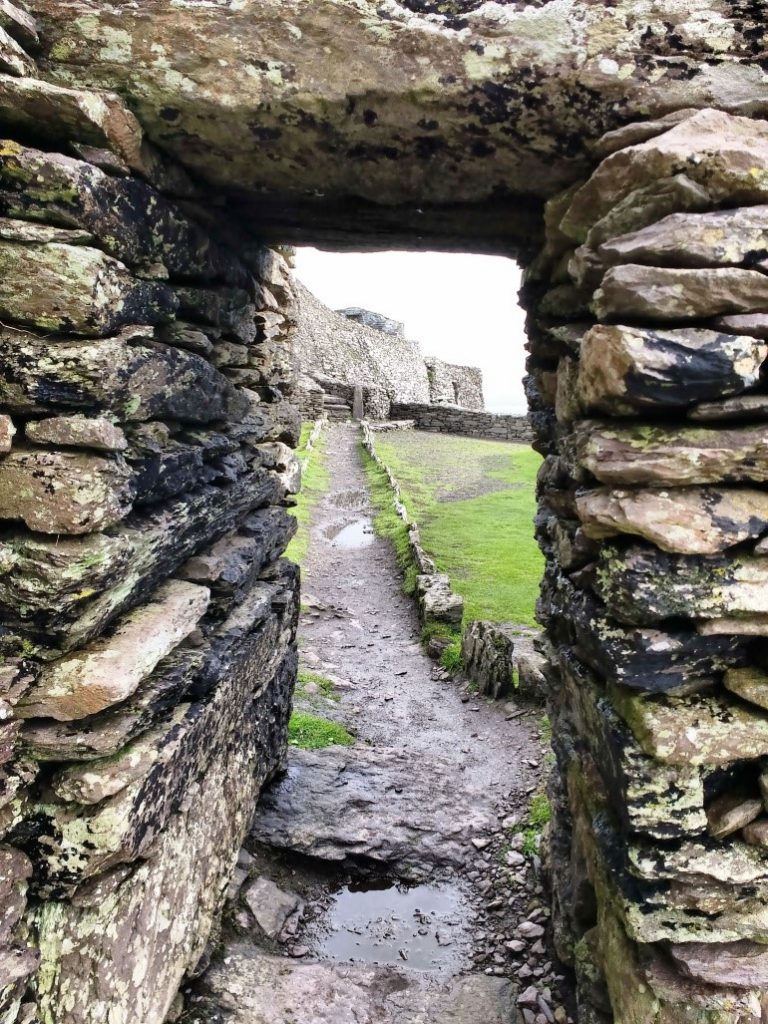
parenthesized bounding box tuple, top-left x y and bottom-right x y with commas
(181, 424, 572, 1024)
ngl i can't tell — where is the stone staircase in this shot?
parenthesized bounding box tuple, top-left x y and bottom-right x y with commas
(323, 397, 353, 421)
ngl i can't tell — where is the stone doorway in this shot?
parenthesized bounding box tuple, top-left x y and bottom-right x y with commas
(3, 2, 768, 1022)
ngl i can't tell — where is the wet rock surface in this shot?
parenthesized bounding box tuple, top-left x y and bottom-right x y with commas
(185, 425, 569, 1023)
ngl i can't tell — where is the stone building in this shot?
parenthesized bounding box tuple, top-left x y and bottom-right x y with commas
(294, 281, 485, 418)
(0, 2, 767, 1022)
(424, 356, 484, 409)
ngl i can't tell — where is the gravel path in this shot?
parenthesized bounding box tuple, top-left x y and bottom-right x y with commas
(182, 423, 573, 1024)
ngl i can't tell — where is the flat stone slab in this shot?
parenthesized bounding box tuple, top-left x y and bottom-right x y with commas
(188, 943, 520, 1024)
(250, 746, 497, 876)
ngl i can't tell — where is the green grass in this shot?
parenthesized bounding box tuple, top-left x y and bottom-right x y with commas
(285, 422, 330, 566)
(369, 432, 543, 626)
(288, 711, 354, 749)
(440, 636, 463, 673)
(361, 443, 419, 596)
(522, 793, 552, 856)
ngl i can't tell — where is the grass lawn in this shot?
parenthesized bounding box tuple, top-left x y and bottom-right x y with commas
(368, 430, 543, 627)
(285, 421, 330, 566)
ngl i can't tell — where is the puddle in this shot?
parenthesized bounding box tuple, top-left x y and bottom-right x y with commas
(329, 518, 375, 549)
(309, 880, 471, 973)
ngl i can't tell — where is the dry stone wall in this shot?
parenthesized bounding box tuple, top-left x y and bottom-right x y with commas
(0, 15, 302, 1024)
(391, 402, 533, 442)
(528, 108, 768, 1023)
(4, 2, 768, 1021)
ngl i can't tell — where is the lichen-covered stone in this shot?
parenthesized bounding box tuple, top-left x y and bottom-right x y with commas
(32, 597, 296, 1024)
(577, 487, 768, 555)
(416, 573, 463, 626)
(461, 620, 514, 700)
(0, 142, 250, 283)
(26, 415, 127, 452)
(0, 324, 249, 423)
(555, 646, 706, 837)
(28, 6, 768, 249)
(597, 205, 768, 272)
(50, 706, 190, 804)
(0, 445, 134, 535)
(594, 265, 768, 322)
(670, 941, 768, 990)
(0, 467, 280, 651)
(0, 240, 175, 335)
(562, 110, 768, 243)
(610, 686, 768, 767)
(17, 579, 209, 721)
(541, 571, 746, 695)
(0, 73, 145, 171)
(577, 324, 765, 415)
(577, 422, 768, 486)
(595, 544, 768, 625)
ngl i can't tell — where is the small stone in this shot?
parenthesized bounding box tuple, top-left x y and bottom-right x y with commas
(690, 394, 768, 422)
(724, 667, 768, 711)
(472, 836, 492, 851)
(705, 791, 762, 839)
(243, 877, 303, 942)
(517, 921, 545, 940)
(518, 985, 540, 1007)
(506, 851, 525, 867)
(577, 486, 768, 555)
(0, 445, 134, 534)
(0, 413, 14, 452)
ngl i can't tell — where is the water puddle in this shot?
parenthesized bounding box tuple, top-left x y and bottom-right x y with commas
(309, 880, 471, 973)
(329, 518, 375, 549)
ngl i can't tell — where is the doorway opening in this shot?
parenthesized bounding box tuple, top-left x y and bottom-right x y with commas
(183, 249, 569, 1024)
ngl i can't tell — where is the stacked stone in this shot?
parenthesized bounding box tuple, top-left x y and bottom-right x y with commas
(0, 11, 302, 1023)
(424, 356, 485, 410)
(390, 401, 533, 442)
(527, 108, 768, 1022)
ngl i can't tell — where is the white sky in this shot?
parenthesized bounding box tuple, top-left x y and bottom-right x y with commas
(293, 248, 528, 414)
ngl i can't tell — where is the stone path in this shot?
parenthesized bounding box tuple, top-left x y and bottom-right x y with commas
(183, 423, 569, 1024)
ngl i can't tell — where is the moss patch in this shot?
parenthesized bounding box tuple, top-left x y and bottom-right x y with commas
(288, 711, 354, 750)
(285, 422, 330, 566)
(369, 431, 543, 626)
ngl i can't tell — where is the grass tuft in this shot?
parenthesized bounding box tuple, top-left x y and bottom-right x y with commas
(285, 422, 330, 567)
(360, 441, 419, 597)
(288, 711, 354, 750)
(440, 637, 463, 674)
(296, 668, 339, 701)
